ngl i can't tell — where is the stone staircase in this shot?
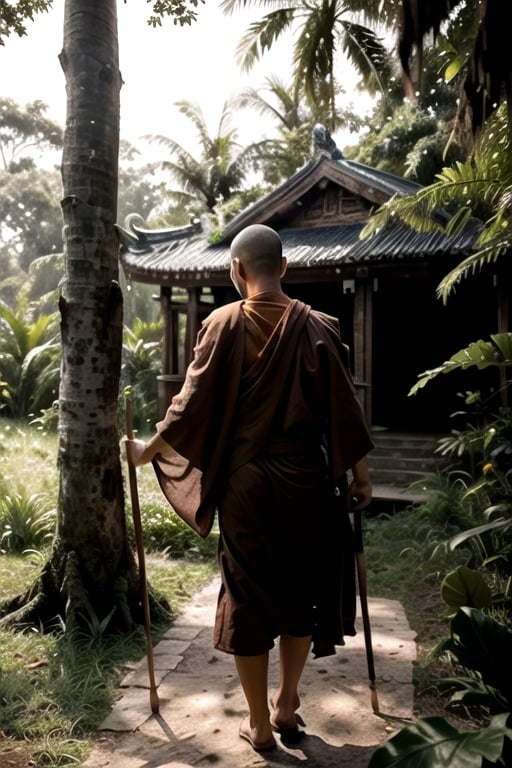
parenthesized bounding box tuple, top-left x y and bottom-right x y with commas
(366, 430, 446, 511)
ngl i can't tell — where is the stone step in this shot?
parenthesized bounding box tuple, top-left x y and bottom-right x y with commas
(368, 451, 442, 472)
(371, 483, 429, 505)
(370, 431, 443, 451)
(369, 467, 435, 485)
(365, 431, 445, 509)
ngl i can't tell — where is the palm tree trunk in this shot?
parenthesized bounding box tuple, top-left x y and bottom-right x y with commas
(0, 0, 165, 632)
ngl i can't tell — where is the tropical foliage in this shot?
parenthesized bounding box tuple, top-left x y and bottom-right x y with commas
(0, 99, 63, 279)
(397, 0, 512, 141)
(409, 335, 512, 396)
(0, 301, 60, 420)
(369, 394, 512, 765)
(0, 0, 206, 43)
(0, 166, 63, 274)
(142, 98, 266, 222)
(0, 492, 56, 553)
(0, 1, 53, 42)
(370, 594, 512, 766)
(0, 97, 62, 171)
(363, 91, 512, 763)
(346, 48, 465, 183)
(221, 0, 393, 128)
(117, 140, 166, 229)
(361, 104, 512, 301)
(232, 75, 318, 185)
(119, 318, 163, 432)
(232, 74, 365, 185)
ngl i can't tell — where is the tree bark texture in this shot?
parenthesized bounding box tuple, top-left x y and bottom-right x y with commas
(0, 1, 155, 632)
(56, 0, 136, 630)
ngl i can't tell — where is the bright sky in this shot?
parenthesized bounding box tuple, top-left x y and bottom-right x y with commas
(0, 2, 301, 156)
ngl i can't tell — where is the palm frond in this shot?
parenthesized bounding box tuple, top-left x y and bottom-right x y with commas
(159, 159, 208, 199)
(215, 102, 238, 144)
(437, 234, 512, 301)
(409, 334, 512, 396)
(361, 170, 506, 241)
(360, 185, 448, 239)
(141, 133, 197, 165)
(293, 5, 336, 104)
(232, 81, 297, 130)
(174, 100, 214, 152)
(0, 304, 27, 357)
(234, 9, 295, 71)
(339, 20, 391, 94)
(220, 0, 288, 13)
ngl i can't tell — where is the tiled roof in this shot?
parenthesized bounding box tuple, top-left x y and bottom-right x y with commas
(118, 154, 482, 287)
(119, 220, 481, 286)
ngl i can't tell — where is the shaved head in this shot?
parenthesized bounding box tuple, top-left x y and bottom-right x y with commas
(230, 224, 282, 278)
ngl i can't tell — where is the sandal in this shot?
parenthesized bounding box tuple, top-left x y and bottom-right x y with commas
(269, 699, 306, 744)
(239, 719, 277, 752)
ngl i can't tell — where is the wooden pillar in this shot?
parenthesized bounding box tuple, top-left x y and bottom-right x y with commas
(159, 285, 183, 376)
(157, 285, 187, 414)
(159, 286, 172, 375)
(353, 275, 373, 424)
(185, 287, 201, 366)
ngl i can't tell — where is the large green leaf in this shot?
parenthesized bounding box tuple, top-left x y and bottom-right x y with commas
(368, 713, 512, 767)
(409, 334, 512, 395)
(441, 566, 492, 610)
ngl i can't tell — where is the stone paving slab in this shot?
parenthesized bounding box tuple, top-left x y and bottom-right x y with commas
(83, 575, 417, 768)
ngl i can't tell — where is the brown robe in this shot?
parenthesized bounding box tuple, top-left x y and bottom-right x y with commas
(152, 295, 374, 657)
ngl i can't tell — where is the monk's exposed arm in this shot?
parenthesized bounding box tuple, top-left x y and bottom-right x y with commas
(126, 434, 175, 467)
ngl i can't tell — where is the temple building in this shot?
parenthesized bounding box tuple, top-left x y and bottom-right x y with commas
(118, 126, 509, 499)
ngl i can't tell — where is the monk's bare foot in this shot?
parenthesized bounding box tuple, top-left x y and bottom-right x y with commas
(239, 718, 277, 752)
(270, 694, 304, 730)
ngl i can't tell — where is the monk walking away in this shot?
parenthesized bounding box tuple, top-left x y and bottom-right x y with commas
(127, 223, 373, 752)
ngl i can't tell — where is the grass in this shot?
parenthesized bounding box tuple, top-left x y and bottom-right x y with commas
(0, 419, 217, 766)
(0, 551, 217, 766)
(0, 418, 471, 765)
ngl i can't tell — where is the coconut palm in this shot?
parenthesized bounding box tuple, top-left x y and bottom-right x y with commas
(143, 99, 265, 218)
(0, 0, 147, 634)
(232, 75, 319, 185)
(221, 0, 393, 129)
(233, 73, 372, 184)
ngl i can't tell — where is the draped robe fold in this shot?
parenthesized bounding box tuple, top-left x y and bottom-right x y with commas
(152, 296, 373, 657)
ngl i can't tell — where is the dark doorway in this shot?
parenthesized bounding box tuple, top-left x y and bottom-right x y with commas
(371, 271, 499, 432)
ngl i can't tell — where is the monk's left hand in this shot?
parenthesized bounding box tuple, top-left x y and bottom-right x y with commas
(348, 477, 372, 511)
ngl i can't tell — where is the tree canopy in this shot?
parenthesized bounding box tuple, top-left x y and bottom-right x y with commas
(0, 97, 62, 171)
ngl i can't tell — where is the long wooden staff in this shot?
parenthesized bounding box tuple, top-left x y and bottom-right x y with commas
(125, 392, 160, 715)
(353, 507, 379, 713)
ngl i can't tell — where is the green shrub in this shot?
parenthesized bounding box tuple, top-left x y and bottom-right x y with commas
(126, 501, 218, 560)
(0, 492, 56, 553)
